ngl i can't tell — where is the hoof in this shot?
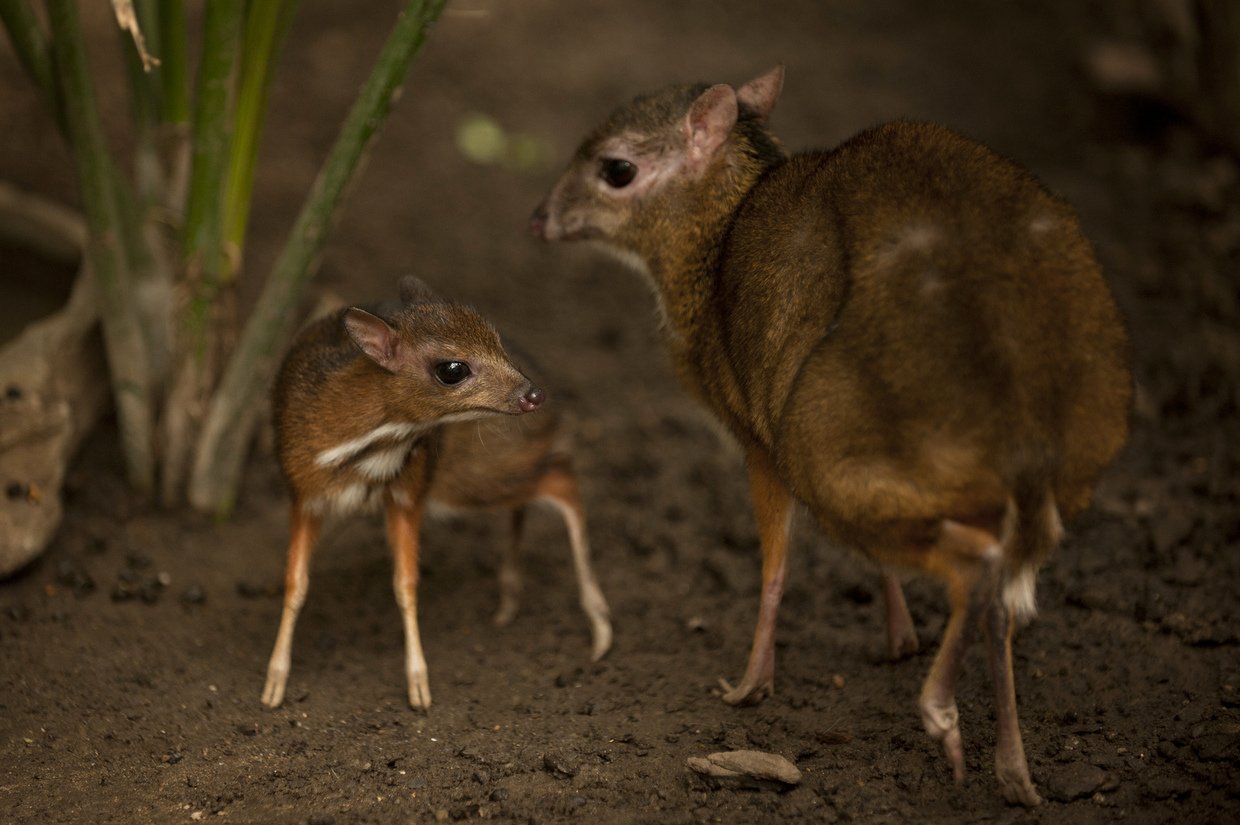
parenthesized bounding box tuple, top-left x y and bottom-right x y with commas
(718, 677, 773, 706)
(261, 668, 288, 709)
(407, 676, 432, 711)
(997, 766, 1042, 807)
(886, 630, 920, 661)
(492, 601, 518, 627)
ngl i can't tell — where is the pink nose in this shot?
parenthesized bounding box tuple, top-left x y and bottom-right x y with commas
(529, 204, 548, 239)
(518, 386, 544, 412)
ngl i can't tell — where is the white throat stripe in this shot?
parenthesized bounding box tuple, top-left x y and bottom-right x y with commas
(315, 421, 423, 467)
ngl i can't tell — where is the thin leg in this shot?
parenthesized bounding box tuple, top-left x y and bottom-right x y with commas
(721, 445, 793, 706)
(916, 520, 993, 784)
(882, 570, 920, 659)
(984, 567, 1042, 806)
(387, 498, 431, 710)
(262, 499, 321, 708)
(493, 506, 525, 627)
(537, 462, 612, 661)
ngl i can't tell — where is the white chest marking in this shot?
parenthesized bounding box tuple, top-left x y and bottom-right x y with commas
(354, 445, 413, 481)
(315, 422, 422, 468)
(332, 482, 370, 513)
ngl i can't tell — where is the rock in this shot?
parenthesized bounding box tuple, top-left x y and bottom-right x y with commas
(1192, 723, 1240, 762)
(686, 750, 802, 785)
(54, 558, 95, 597)
(1043, 763, 1108, 802)
(542, 751, 579, 779)
(180, 584, 207, 606)
(0, 262, 105, 577)
(1143, 774, 1193, 801)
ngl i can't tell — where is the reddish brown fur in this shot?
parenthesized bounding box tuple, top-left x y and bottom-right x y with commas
(262, 278, 611, 711)
(272, 287, 539, 511)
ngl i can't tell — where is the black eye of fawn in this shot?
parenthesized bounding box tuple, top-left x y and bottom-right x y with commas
(434, 361, 471, 386)
(599, 158, 636, 188)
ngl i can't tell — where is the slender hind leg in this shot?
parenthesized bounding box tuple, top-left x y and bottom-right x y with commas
(535, 459, 612, 661)
(881, 570, 920, 659)
(901, 519, 1042, 805)
(387, 496, 431, 710)
(984, 570, 1042, 806)
(721, 445, 793, 706)
(493, 507, 526, 627)
(262, 499, 321, 708)
(915, 520, 995, 784)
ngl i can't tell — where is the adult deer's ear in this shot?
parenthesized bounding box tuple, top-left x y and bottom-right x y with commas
(344, 308, 402, 373)
(737, 65, 784, 120)
(398, 275, 439, 305)
(683, 84, 739, 171)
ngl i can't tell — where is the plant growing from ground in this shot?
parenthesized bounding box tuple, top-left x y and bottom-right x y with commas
(1, 0, 450, 515)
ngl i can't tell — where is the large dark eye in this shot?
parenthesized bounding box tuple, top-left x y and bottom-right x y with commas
(434, 361, 471, 386)
(599, 158, 636, 188)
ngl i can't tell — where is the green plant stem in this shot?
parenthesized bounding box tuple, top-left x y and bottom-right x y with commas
(119, 1, 162, 208)
(155, 0, 189, 216)
(119, 3, 159, 134)
(46, 0, 154, 494)
(189, 0, 450, 515)
(160, 0, 244, 506)
(220, 0, 300, 283)
(1, 0, 65, 129)
(156, 0, 188, 124)
(133, 0, 159, 56)
(182, 0, 242, 305)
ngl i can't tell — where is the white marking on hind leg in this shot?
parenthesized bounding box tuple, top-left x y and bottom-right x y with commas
(1003, 566, 1038, 625)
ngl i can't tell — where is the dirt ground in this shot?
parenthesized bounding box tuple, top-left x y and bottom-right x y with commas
(2, 1, 1238, 822)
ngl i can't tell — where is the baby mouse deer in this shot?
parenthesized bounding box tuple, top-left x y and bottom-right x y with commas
(263, 276, 612, 712)
(532, 67, 1130, 805)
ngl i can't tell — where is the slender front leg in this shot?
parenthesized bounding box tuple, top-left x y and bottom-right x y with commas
(493, 506, 525, 628)
(882, 570, 920, 659)
(536, 460, 612, 662)
(721, 445, 793, 706)
(984, 571, 1041, 806)
(386, 496, 431, 710)
(262, 499, 321, 708)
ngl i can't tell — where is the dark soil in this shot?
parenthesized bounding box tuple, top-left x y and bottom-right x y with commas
(2, 2, 1238, 823)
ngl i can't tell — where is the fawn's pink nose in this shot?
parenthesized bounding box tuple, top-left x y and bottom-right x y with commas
(518, 386, 544, 413)
(528, 203, 549, 239)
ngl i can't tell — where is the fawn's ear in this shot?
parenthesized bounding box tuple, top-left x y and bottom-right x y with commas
(344, 308, 402, 372)
(737, 65, 784, 120)
(683, 84, 738, 169)
(398, 275, 439, 305)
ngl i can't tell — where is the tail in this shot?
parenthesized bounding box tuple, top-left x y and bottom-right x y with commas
(998, 481, 1063, 626)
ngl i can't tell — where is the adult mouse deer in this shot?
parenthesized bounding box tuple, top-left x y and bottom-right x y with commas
(531, 67, 1130, 805)
(263, 276, 612, 712)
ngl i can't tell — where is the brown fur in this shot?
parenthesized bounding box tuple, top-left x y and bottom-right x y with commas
(533, 67, 1131, 805)
(536, 78, 1130, 578)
